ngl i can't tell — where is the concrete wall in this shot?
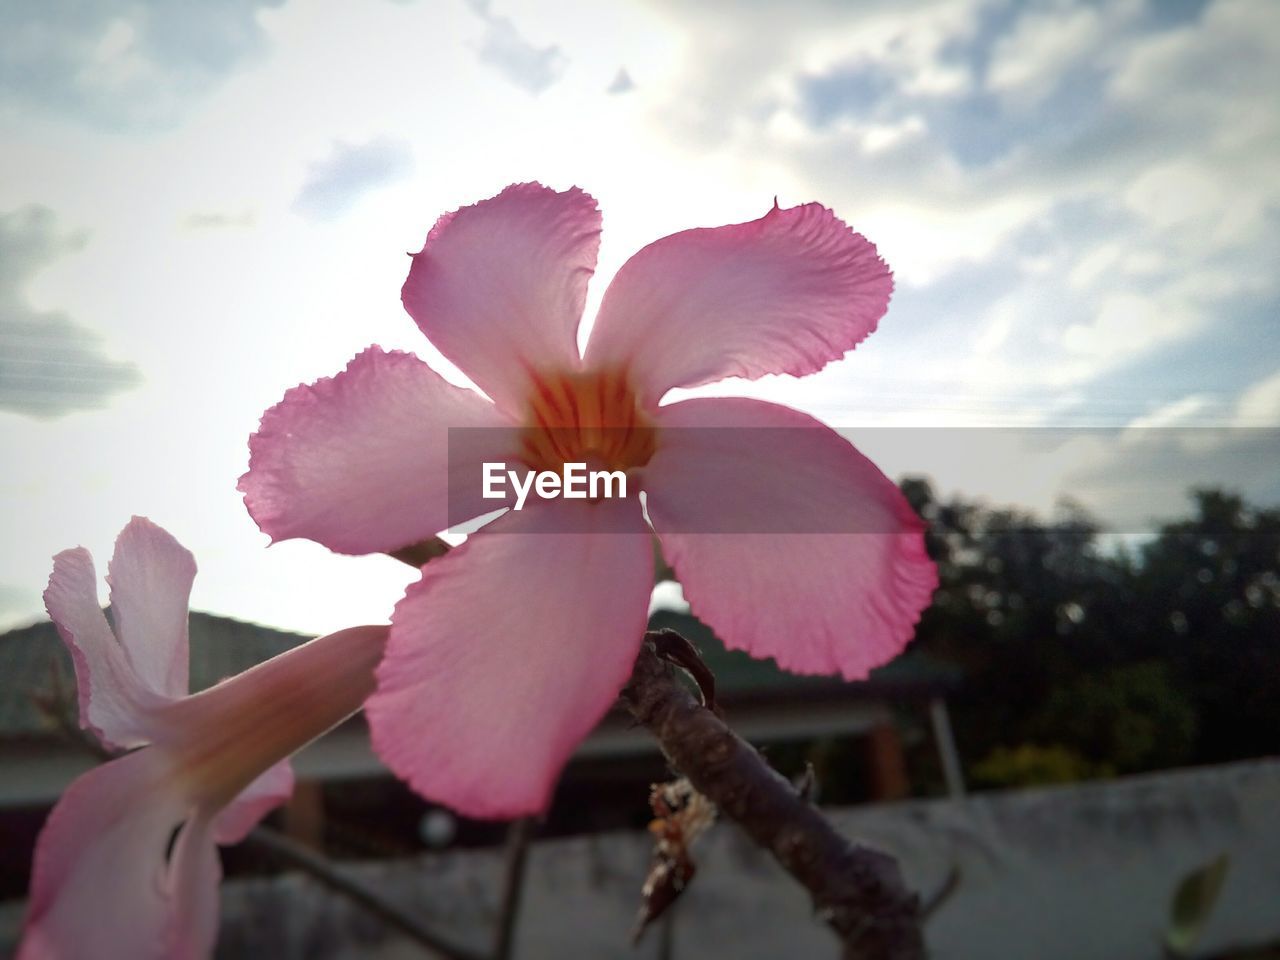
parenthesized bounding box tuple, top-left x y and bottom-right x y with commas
(4, 760, 1278, 958)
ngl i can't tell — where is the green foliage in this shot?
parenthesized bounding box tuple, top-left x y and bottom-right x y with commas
(1135, 490, 1280, 763)
(900, 480, 1280, 789)
(971, 744, 1113, 788)
(1033, 661, 1198, 773)
(1164, 854, 1230, 958)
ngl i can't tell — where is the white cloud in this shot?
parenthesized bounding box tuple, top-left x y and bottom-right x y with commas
(468, 0, 567, 94)
(1124, 394, 1216, 432)
(987, 1, 1107, 105)
(1062, 293, 1200, 365)
(621, 0, 1280, 418)
(0, 0, 283, 129)
(1108, 3, 1280, 262)
(606, 67, 635, 94)
(1123, 161, 1224, 230)
(294, 136, 415, 221)
(1109, 0, 1280, 111)
(1235, 370, 1280, 427)
(0, 206, 140, 418)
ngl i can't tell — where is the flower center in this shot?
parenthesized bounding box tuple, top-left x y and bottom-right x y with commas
(520, 368, 656, 475)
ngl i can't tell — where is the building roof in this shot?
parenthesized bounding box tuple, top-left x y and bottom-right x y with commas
(648, 609, 961, 705)
(0, 607, 960, 741)
(0, 611, 310, 739)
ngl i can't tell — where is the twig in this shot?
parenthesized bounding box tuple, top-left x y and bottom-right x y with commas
(246, 826, 486, 960)
(620, 633, 926, 960)
(395, 543, 925, 954)
(650, 630, 718, 712)
(388, 537, 452, 568)
(490, 817, 536, 960)
(921, 865, 961, 920)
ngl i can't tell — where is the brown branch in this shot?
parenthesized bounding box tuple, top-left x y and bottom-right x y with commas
(391, 540, 925, 955)
(490, 817, 536, 960)
(388, 536, 452, 568)
(620, 632, 927, 960)
(921, 864, 961, 921)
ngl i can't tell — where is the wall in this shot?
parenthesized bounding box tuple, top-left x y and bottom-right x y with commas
(3, 760, 1278, 958)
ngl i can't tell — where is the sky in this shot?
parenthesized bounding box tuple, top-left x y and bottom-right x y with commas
(1, 0, 1278, 633)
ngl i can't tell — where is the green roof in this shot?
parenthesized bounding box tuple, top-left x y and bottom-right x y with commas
(0, 607, 959, 739)
(646, 609, 961, 703)
(0, 611, 310, 738)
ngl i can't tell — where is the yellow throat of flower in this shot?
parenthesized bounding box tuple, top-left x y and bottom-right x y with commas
(520, 368, 656, 475)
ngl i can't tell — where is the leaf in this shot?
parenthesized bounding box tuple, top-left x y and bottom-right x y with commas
(1164, 853, 1230, 957)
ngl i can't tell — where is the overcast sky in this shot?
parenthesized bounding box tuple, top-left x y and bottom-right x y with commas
(2, 0, 1278, 633)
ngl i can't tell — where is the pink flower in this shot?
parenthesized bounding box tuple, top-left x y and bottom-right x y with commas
(21, 517, 388, 960)
(239, 183, 937, 818)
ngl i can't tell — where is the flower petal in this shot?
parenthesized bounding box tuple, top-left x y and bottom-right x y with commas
(585, 201, 893, 406)
(106, 516, 196, 701)
(401, 183, 600, 415)
(240, 347, 515, 555)
(162, 625, 387, 810)
(19, 750, 187, 960)
(43, 547, 167, 750)
(366, 499, 652, 818)
(166, 814, 222, 960)
(642, 398, 937, 680)
(212, 760, 294, 845)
